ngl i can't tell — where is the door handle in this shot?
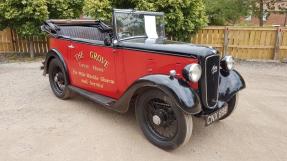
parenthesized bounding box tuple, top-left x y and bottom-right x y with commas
(68, 44, 75, 49)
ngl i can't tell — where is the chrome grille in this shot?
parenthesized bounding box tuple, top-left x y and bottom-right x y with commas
(201, 55, 220, 108)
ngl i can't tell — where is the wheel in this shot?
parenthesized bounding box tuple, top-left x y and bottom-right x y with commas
(220, 94, 239, 120)
(135, 89, 193, 150)
(48, 58, 71, 99)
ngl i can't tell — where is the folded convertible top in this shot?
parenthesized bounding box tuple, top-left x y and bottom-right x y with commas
(41, 19, 112, 38)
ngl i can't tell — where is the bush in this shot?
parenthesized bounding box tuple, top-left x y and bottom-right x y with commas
(135, 0, 207, 41)
(83, 0, 208, 42)
(83, 0, 112, 21)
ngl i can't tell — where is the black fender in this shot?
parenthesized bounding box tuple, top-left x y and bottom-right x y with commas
(114, 74, 202, 114)
(218, 70, 246, 102)
(43, 49, 69, 83)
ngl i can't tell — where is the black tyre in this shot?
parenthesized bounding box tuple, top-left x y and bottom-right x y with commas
(135, 89, 193, 150)
(220, 94, 238, 120)
(48, 58, 71, 99)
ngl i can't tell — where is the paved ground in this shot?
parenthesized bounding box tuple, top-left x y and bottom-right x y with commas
(0, 61, 287, 161)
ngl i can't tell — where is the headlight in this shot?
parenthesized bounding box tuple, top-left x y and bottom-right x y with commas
(221, 56, 234, 71)
(183, 64, 202, 82)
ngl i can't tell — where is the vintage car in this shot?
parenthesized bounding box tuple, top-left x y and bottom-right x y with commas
(41, 9, 245, 150)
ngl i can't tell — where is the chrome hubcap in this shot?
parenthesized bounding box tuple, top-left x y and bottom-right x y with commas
(145, 98, 178, 140)
(54, 73, 59, 82)
(54, 73, 65, 90)
(152, 115, 161, 125)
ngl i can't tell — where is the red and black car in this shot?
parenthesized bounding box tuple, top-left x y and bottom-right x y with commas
(41, 9, 245, 150)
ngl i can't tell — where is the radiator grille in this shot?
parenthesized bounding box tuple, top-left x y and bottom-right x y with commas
(202, 55, 220, 108)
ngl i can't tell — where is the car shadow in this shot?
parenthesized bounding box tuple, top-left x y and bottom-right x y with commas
(67, 93, 228, 154)
(68, 93, 138, 128)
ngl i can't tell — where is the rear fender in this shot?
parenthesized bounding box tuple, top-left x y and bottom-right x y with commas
(43, 49, 69, 83)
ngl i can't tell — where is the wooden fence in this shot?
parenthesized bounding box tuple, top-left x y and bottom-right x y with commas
(1, 27, 287, 60)
(192, 26, 287, 61)
(0, 28, 13, 52)
(0, 28, 49, 56)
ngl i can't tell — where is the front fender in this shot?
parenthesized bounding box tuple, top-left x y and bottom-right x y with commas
(218, 70, 246, 102)
(134, 75, 202, 114)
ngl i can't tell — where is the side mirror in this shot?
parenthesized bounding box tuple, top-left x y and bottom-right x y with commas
(104, 37, 112, 46)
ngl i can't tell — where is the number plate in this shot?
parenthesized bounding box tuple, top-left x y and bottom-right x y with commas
(205, 106, 228, 126)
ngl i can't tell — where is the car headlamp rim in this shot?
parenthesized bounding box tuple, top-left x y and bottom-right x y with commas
(222, 55, 234, 71)
(183, 63, 202, 82)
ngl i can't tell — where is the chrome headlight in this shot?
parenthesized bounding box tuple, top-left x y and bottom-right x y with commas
(183, 64, 202, 82)
(221, 56, 234, 70)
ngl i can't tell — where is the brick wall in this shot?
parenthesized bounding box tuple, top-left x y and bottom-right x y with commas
(246, 13, 287, 26)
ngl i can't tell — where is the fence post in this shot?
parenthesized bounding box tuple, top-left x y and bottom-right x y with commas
(273, 27, 282, 60)
(9, 28, 15, 52)
(28, 37, 35, 58)
(223, 27, 229, 56)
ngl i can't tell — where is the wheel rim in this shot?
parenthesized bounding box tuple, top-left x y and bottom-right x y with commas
(52, 67, 65, 95)
(144, 98, 178, 141)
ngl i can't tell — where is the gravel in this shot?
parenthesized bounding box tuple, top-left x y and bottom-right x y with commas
(0, 61, 287, 161)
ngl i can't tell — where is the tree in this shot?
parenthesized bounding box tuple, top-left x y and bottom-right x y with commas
(0, 0, 48, 58)
(205, 0, 251, 25)
(47, 0, 84, 19)
(111, 0, 134, 9)
(0, 0, 48, 36)
(134, 0, 208, 41)
(0, 0, 84, 58)
(278, 1, 287, 26)
(83, 0, 207, 42)
(250, 0, 277, 26)
(83, 0, 112, 21)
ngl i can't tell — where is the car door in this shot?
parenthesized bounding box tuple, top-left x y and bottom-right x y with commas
(68, 40, 118, 98)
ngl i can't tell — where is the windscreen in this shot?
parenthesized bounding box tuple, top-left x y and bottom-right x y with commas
(114, 11, 165, 40)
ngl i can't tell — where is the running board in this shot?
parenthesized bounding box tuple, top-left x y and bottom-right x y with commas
(68, 85, 116, 107)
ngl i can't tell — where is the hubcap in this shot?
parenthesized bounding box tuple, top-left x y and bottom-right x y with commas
(144, 98, 178, 140)
(54, 73, 58, 82)
(152, 115, 161, 125)
(52, 69, 65, 94)
(54, 73, 65, 90)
